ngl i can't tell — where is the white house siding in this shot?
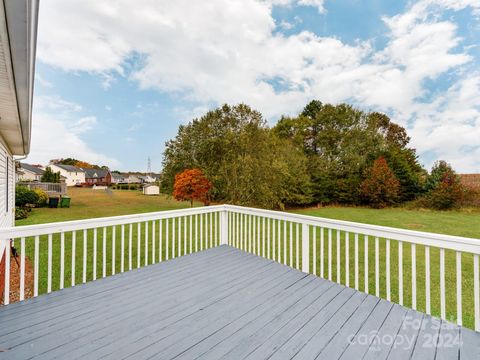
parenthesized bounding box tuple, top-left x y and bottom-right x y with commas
(49, 165, 85, 186)
(0, 139, 14, 262)
(18, 170, 39, 182)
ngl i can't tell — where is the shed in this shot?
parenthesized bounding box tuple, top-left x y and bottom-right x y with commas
(143, 184, 159, 195)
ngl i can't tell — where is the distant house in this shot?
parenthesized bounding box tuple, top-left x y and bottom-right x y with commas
(126, 174, 141, 183)
(49, 164, 86, 186)
(138, 175, 157, 184)
(17, 163, 44, 182)
(83, 168, 112, 186)
(111, 173, 127, 184)
(460, 174, 480, 189)
(143, 184, 160, 195)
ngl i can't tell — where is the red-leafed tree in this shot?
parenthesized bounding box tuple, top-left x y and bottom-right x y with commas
(173, 168, 212, 206)
(360, 156, 400, 208)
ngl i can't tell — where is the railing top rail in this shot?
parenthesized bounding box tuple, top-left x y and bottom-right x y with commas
(0, 205, 225, 239)
(223, 205, 480, 254)
(2, 203, 479, 253)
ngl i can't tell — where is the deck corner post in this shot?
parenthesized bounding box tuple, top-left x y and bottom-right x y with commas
(220, 208, 228, 245)
(302, 223, 309, 273)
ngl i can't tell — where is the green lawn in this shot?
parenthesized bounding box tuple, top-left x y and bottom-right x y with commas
(16, 187, 197, 226)
(14, 188, 480, 329)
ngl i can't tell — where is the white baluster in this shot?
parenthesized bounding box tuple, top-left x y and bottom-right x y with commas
(103, 227, 107, 277)
(72, 231, 76, 286)
(34, 235, 39, 296)
(137, 223, 141, 267)
(189, 216, 192, 253)
(296, 223, 300, 270)
(268, 218, 271, 259)
(152, 221, 156, 263)
(49, 234, 55, 289)
(83, 230, 87, 283)
(364, 235, 368, 294)
(262, 217, 266, 258)
(145, 222, 148, 266)
(60, 232, 65, 288)
(283, 220, 287, 265)
(411, 243, 416, 310)
(398, 241, 403, 305)
(128, 224, 133, 270)
(474, 254, 479, 331)
(328, 229, 332, 281)
(210, 212, 213, 249)
(345, 232, 349, 287)
(425, 245, 430, 314)
(440, 248, 446, 319)
(121, 225, 125, 272)
(456, 251, 462, 326)
(375, 237, 379, 297)
(4, 241, 10, 304)
(337, 230, 340, 283)
(112, 226, 116, 275)
(320, 227, 324, 277)
(159, 220, 163, 261)
(20, 237, 25, 301)
(386, 239, 390, 301)
(200, 215, 203, 251)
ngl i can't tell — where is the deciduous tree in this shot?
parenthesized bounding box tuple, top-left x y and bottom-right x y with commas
(360, 157, 400, 208)
(173, 168, 212, 206)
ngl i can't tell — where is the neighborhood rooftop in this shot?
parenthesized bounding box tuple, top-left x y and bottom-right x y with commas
(83, 168, 109, 179)
(19, 163, 44, 175)
(51, 163, 85, 172)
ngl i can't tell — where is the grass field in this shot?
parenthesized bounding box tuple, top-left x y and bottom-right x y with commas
(14, 187, 480, 329)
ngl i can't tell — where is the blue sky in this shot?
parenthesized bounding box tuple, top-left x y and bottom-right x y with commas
(31, 0, 480, 172)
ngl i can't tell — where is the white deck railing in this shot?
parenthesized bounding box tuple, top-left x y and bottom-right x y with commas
(1, 205, 479, 331)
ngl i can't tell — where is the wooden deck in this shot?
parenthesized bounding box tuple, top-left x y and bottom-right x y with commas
(0, 245, 478, 359)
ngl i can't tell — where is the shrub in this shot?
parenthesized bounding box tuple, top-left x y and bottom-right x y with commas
(15, 185, 39, 207)
(360, 157, 400, 208)
(33, 188, 49, 207)
(15, 207, 29, 220)
(459, 186, 480, 208)
(423, 172, 463, 210)
(418, 161, 464, 210)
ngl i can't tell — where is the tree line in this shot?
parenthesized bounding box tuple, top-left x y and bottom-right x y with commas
(161, 101, 465, 210)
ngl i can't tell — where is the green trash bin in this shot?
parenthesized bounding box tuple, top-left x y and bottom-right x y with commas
(60, 196, 71, 208)
(48, 197, 59, 208)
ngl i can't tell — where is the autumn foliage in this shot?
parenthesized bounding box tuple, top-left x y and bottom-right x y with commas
(173, 168, 212, 206)
(360, 157, 400, 208)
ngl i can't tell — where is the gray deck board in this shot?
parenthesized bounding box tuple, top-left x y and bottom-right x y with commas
(0, 245, 477, 360)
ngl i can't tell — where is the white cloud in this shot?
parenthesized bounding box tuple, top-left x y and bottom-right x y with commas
(30, 95, 120, 167)
(36, 0, 480, 171)
(35, 74, 53, 88)
(279, 20, 294, 30)
(70, 116, 97, 134)
(409, 74, 480, 172)
(34, 95, 82, 113)
(297, 0, 326, 14)
(30, 114, 120, 167)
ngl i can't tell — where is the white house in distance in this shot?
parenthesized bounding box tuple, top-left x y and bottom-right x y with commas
(17, 163, 44, 182)
(111, 172, 126, 184)
(49, 164, 85, 186)
(0, 1, 39, 290)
